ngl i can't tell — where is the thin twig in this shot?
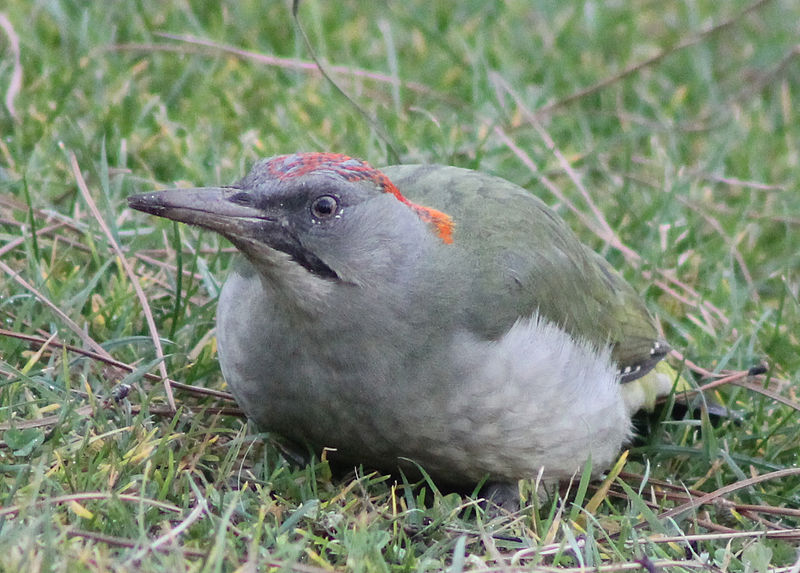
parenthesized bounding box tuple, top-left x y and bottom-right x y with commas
(674, 195, 759, 303)
(0, 404, 94, 431)
(0, 259, 109, 358)
(66, 528, 207, 559)
(0, 222, 71, 258)
(0, 13, 22, 122)
(291, 0, 401, 162)
(732, 379, 800, 412)
(0, 328, 235, 401)
(492, 125, 611, 246)
(533, 0, 774, 117)
(492, 74, 641, 265)
(0, 398, 244, 432)
(651, 269, 730, 326)
(0, 491, 182, 518)
(616, 471, 800, 521)
(138, 34, 450, 102)
(129, 485, 209, 561)
(729, 44, 800, 106)
(69, 152, 176, 412)
(655, 467, 800, 522)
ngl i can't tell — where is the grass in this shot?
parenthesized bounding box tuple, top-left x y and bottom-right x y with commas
(1, 0, 799, 570)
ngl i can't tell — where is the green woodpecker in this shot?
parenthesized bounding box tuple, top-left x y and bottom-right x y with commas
(128, 153, 674, 488)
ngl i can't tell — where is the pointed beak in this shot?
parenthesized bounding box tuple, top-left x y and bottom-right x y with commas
(127, 187, 269, 238)
(129, 186, 337, 279)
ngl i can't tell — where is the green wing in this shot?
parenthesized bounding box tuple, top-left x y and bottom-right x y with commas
(383, 164, 668, 382)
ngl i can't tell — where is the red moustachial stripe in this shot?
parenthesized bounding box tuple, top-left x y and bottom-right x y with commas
(266, 153, 454, 244)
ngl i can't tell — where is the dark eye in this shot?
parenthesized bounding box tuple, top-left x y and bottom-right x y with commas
(310, 195, 339, 219)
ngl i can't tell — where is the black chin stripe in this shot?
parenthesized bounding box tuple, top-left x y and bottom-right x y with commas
(291, 250, 339, 280)
(274, 236, 339, 280)
(239, 232, 340, 281)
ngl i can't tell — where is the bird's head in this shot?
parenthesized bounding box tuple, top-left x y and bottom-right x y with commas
(128, 153, 454, 287)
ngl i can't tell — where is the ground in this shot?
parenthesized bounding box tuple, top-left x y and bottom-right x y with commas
(0, 1, 799, 571)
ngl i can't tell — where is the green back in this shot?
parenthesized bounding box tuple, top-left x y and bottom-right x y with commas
(382, 164, 667, 381)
